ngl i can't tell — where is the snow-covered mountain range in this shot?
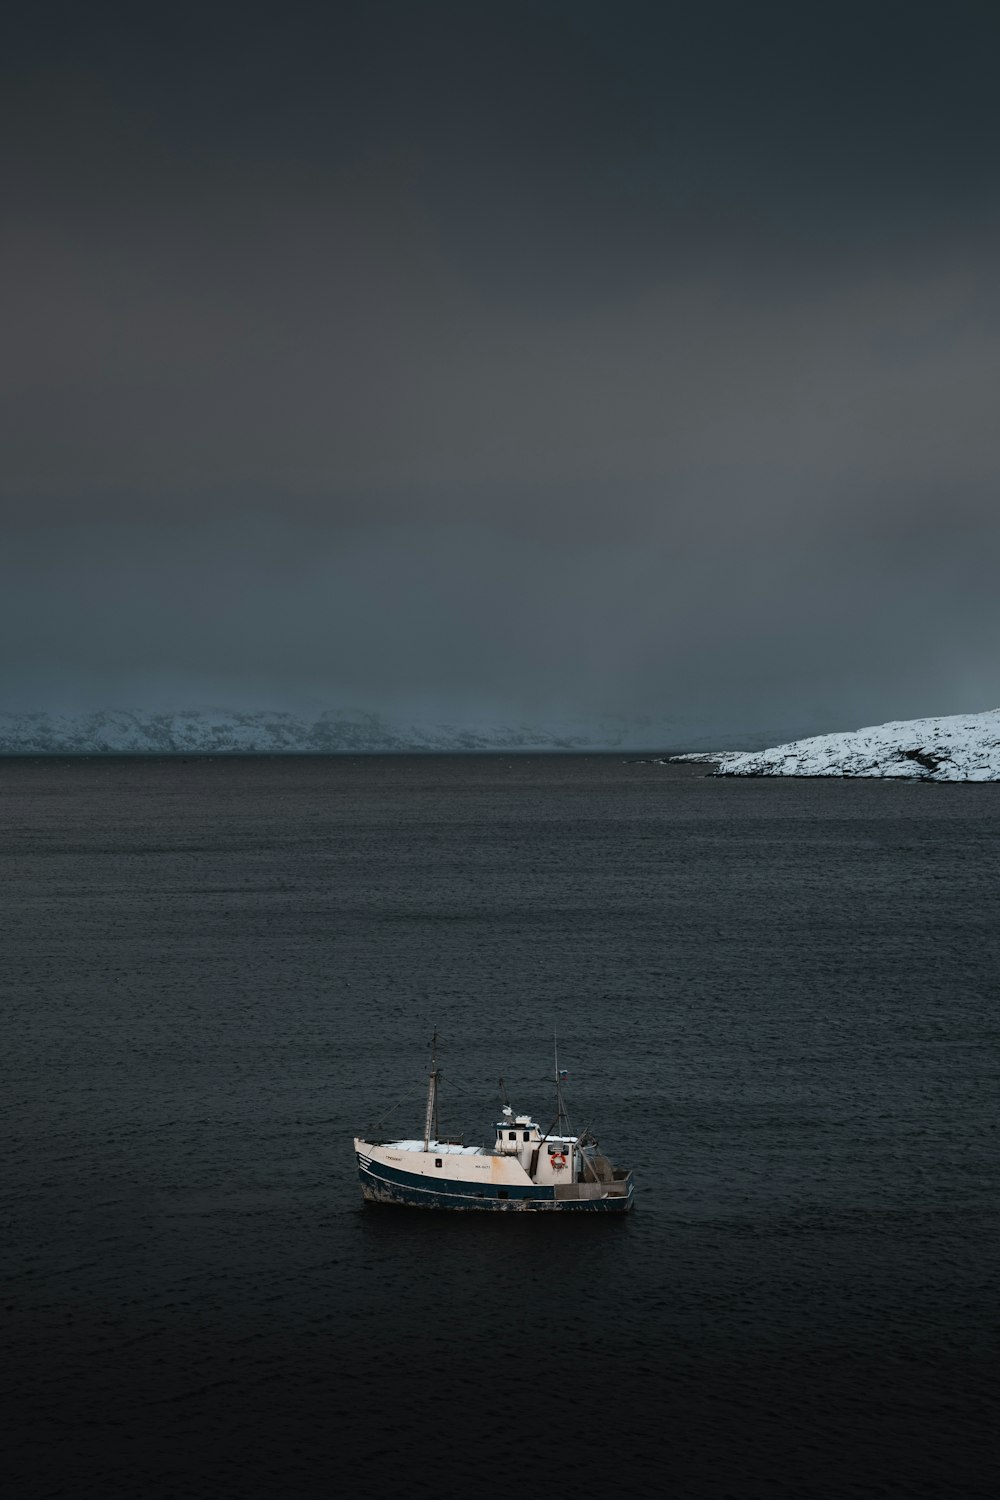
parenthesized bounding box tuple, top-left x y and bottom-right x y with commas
(687, 708, 1000, 782)
(0, 707, 764, 757)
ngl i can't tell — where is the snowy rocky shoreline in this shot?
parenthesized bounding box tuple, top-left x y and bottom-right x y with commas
(673, 708, 1000, 783)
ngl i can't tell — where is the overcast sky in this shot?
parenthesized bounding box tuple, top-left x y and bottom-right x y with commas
(3, 1, 999, 735)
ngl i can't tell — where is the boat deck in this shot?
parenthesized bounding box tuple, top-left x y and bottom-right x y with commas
(383, 1139, 481, 1155)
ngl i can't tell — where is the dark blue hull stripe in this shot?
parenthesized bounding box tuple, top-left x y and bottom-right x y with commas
(360, 1157, 550, 1201)
(357, 1157, 633, 1212)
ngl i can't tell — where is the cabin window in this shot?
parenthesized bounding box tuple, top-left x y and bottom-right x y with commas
(522, 1132, 530, 1140)
(434, 1158, 442, 1168)
(508, 1131, 517, 1140)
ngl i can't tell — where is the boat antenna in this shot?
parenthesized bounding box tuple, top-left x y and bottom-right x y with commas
(554, 1026, 564, 1135)
(554, 1027, 573, 1139)
(498, 1075, 511, 1108)
(423, 1030, 440, 1152)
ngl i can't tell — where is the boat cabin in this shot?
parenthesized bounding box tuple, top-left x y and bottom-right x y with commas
(494, 1106, 577, 1182)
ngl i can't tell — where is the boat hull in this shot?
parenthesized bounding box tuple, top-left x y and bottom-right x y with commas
(357, 1151, 634, 1213)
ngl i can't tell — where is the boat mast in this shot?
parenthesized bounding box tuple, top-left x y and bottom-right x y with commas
(554, 1027, 572, 1139)
(423, 1030, 439, 1151)
(554, 1027, 564, 1134)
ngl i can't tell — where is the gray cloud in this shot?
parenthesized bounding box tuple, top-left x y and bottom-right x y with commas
(3, 2, 1000, 737)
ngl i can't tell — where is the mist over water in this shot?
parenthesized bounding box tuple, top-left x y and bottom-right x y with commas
(3, 756, 997, 1498)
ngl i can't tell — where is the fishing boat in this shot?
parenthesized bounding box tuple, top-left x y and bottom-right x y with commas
(354, 1037, 634, 1212)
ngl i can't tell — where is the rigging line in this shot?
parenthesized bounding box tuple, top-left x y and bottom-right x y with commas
(368, 1085, 426, 1134)
(574, 1120, 600, 1181)
(539, 1094, 581, 1148)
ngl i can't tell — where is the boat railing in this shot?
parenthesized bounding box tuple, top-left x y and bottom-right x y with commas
(553, 1179, 631, 1201)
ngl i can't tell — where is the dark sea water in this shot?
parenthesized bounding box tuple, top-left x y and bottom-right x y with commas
(2, 755, 998, 1499)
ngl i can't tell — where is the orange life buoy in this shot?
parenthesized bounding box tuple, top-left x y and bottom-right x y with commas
(552, 1150, 567, 1170)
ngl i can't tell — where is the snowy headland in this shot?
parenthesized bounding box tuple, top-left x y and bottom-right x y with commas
(680, 709, 1000, 782)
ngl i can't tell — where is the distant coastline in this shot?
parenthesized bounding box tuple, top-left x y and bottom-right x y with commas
(0, 708, 784, 758)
